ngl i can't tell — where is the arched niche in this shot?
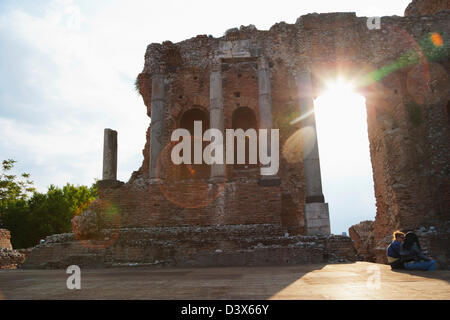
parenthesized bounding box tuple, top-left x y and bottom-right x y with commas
(178, 107, 210, 180)
(231, 106, 258, 171)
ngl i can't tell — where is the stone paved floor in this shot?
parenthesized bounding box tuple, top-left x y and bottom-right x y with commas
(0, 262, 449, 300)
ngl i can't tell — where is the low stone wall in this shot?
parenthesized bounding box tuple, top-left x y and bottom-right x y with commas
(350, 221, 450, 269)
(0, 229, 25, 269)
(373, 228, 450, 269)
(21, 224, 357, 269)
(0, 249, 25, 269)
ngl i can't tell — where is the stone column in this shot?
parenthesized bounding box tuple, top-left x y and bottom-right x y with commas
(102, 128, 117, 181)
(149, 72, 166, 179)
(209, 58, 226, 179)
(298, 69, 330, 235)
(258, 57, 279, 186)
(258, 57, 273, 132)
(298, 69, 325, 203)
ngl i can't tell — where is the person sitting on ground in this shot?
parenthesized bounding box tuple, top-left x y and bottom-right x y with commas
(400, 232, 436, 271)
(386, 230, 405, 270)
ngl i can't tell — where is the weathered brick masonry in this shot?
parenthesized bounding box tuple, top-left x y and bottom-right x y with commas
(22, 225, 357, 269)
(0, 229, 25, 269)
(0, 229, 12, 250)
(405, 0, 450, 16)
(348, 0, 450, 267)
(99, 178, 282, 228)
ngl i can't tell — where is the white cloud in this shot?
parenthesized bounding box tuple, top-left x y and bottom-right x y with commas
(0, 0, 148, 191)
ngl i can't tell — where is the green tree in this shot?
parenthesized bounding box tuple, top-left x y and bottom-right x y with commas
(0, 159, 98, 248)
(26, 184, 98, 246)
(0, 159, 35, 230)
(0, 198, 31, 248)
(0, 159, 35, 206)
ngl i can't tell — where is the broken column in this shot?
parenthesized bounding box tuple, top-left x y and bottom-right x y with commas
(209, 58, 226, 179)
(149, 71, 166, 179)
(298, 69, 330, 235)
(102, 128, 117, 181)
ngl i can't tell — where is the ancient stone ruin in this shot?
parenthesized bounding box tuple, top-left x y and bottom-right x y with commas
(0, 229, 25, 269)
(23, 1, 449, 269)
(405, 0, 450, 16)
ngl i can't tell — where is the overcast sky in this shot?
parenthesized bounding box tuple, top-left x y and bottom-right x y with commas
(0, 0, 412, 234)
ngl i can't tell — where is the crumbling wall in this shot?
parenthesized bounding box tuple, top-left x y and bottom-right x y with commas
(0, 229, 12, 250)
(131, 11, 449, 241)
(405, 0, 450, 16)
(22, 225, 357, 269)
(348, 221, 375, 262)
(0, 229, 25, 269)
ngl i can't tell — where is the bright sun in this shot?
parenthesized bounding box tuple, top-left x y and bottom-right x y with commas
(314, 79, 366, 141)
(323, 79, 355, 98)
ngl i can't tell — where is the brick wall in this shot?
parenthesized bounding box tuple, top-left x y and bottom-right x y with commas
(405, 0, 450, 16)
(131, 11, 450, 248)
(22, 225, 358, 269)
(0, 229, 25, 269)
(99, 178, 283, 228)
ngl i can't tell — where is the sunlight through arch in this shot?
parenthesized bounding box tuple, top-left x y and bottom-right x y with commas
(314, 79, 376, 235)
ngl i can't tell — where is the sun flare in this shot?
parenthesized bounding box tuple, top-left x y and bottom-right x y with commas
(314, 78, 368, 155)
(322, 79, 355, 99)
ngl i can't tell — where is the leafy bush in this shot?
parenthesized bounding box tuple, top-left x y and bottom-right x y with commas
(0, 159, 97, 248)
(0, 159, 35, 205)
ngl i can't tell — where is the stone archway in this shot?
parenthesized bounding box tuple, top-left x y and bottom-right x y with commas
(231, 106, 258, 171)
(178, 107, 210, 180)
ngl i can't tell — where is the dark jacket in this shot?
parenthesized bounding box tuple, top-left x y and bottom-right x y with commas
(387, 241, 401, 259)
(387, 240, 404, 269)
(400, 242, 430, 263)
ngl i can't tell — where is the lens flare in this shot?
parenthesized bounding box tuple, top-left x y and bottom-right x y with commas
(359, 28, 430, 90)
(290, 109, 314, 125)
(72, 199, 121, 250)
(156, 136, 226, 209)
(282, 127, 316, 163)
(324, 79, 355, 97)
(430, 32, 443, 47)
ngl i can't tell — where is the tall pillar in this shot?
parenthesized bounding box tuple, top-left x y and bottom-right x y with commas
(258, 57, 280, 186)
(258, 57, 273, 132)
(149, 72, 166, 179)
(102, 128, 117, 181)
(209, 59, 226, 179)
(298, 69, 325, 203)
(298, 69, 330, 235)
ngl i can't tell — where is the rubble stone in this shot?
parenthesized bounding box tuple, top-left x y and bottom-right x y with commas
(0, 229, 25, 269)
(349, 221, 375, 261)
